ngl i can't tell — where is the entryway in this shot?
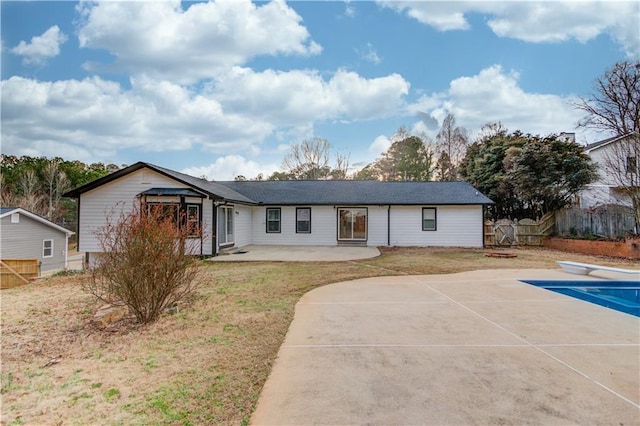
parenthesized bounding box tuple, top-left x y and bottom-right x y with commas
(337, 208, 367, 242)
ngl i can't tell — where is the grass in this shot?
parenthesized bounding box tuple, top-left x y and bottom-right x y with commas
(0, 247, 636, 425)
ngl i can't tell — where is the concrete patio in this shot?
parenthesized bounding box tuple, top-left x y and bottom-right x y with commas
(209, 245, 380, 262)
(251, 269, 640, 425)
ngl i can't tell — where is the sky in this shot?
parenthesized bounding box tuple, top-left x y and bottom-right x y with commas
(1, 1, 639, 180)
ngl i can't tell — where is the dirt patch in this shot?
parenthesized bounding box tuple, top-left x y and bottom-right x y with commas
(1, 247, 636, 425)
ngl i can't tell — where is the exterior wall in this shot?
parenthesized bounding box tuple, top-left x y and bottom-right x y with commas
(581, 138, 636, 207)
(232, 205, 253, 248)
(0, 213, 69, 273)
(250, 206, 338, 246)
(389, 205, 484, 247)
(367, 206, 389, 246)
(78, 168, 214, 255)
(247, 205, 483, 248)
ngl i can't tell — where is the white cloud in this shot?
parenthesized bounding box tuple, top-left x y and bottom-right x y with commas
(212, 67, 409, 125)
(76, 0, 322, 83)
(1, 67, 410, 162)
(358, 43, 382, 64)
(0, 76, 271, 160)
(409, 65, 594, 142)
(11, 25, 68, 66)
(368, 135, 391, 157)
(379, 1, 639, 59)
(182, 155, 279, 181)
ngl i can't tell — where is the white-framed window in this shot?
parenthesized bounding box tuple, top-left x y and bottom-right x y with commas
(218, 206, 234, 245)
(186, 205, 200, 237)
(43, 239, 53, 258)
(422, 208, 437, 231)
(296, 207, 311, 233)
(10, 213, 19, 223)
(266, 208, 281, 233)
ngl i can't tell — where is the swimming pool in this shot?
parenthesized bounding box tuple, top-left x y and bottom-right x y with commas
(522, 280, 640, 317)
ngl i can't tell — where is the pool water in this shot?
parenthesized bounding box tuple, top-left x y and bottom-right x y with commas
(522, 280, 640, 317)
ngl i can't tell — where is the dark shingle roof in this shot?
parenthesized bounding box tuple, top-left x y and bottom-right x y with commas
(0, 207, 18, 215)
(64, 162, 254, 204)
(64, 162, 493, 206)
(220, 180, 493, 205)
(585, 132, 639, 152)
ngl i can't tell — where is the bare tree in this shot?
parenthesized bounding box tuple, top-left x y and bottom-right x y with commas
(17, 170, 46, 215)
(574, 61, 640, 135)
(435, 113, 468, 181)
(574, 61, 640, 232)
(42, 160, 70, 221)
(600, 134, 640, 231)
(282, 137, 350, 180)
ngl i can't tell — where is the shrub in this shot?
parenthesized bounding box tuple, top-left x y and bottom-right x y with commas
(83, 204, 201, 324)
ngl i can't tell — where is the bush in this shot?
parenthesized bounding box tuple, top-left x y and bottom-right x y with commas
(83, 204, 201, 324)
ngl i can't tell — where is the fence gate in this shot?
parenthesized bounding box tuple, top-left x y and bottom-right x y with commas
(494, 219, 515, 246)
(484, 213, 555, 247)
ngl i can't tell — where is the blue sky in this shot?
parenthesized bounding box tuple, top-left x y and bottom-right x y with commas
(2, 1, 638, 180)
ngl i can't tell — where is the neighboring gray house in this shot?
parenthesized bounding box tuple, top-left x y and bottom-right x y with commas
(579, 132, 639, 208)
(64, 162, 493, 264)
(0, 207, 75, 275)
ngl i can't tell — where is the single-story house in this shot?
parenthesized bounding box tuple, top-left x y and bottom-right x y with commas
(0, 207, 75, 275)
(63, 162, 493, 264)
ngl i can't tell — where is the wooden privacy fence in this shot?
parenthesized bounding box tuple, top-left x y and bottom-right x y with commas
(555, 205, 635, 239)
(485, 212, 555, 246)
(1, 259, 40, 289)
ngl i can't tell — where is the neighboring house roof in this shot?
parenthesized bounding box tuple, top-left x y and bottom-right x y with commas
(0, 207, 74, 236)
(585, 132, 640, 153)
(63, 162, 494, 206)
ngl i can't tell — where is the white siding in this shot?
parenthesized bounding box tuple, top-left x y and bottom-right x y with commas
(251, 206, 338, 246)
(0, 214, 69, 273)
(366, 206, 388, 246)
(233, 205, 253, 248)
(79, 168, 214, 255)
(389, 205, 483, 247)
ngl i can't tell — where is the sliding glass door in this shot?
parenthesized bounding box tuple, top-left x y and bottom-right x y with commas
(338, 208, 367, 241)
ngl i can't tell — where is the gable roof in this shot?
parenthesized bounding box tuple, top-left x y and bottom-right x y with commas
(63, 161, 493, 206)
(585, 132, 639, 153)
(63, 162, 254, 204)
(0, 207, 74, 235)
(221, 180, 493, 205)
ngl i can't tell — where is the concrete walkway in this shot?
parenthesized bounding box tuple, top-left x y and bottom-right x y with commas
(251, 269, 640, 425)
(210, 245, 380, 262)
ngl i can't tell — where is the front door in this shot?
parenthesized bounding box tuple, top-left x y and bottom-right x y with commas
(338, 208, 367, 241)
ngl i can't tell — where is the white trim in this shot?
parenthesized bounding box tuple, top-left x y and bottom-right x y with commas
(43, 239, 54, 258)
(0, 208, 74, 236)
(585, 132, 640, 154)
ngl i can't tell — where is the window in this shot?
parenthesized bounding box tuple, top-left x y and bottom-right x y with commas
(218, 206, 234, 245)
(626, 156, 637, 174)
(43, 239, 53, 258)
(147, 202, 201, 236)
(422, 208, 437, 231)
(148, 203, 179, 226)
(296, 208, 311, 233)
(10, 213, 19, 223)
(186, 205, 200, 237)
(266, 208, 281, 233)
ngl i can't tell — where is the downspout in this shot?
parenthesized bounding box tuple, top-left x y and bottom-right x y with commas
(482, 204, 486, 248)
(387, 205, 391, 246)
(212, 199, 218, 256)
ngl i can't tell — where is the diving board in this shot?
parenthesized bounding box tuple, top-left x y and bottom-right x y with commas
(556, 261, 640, 276)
